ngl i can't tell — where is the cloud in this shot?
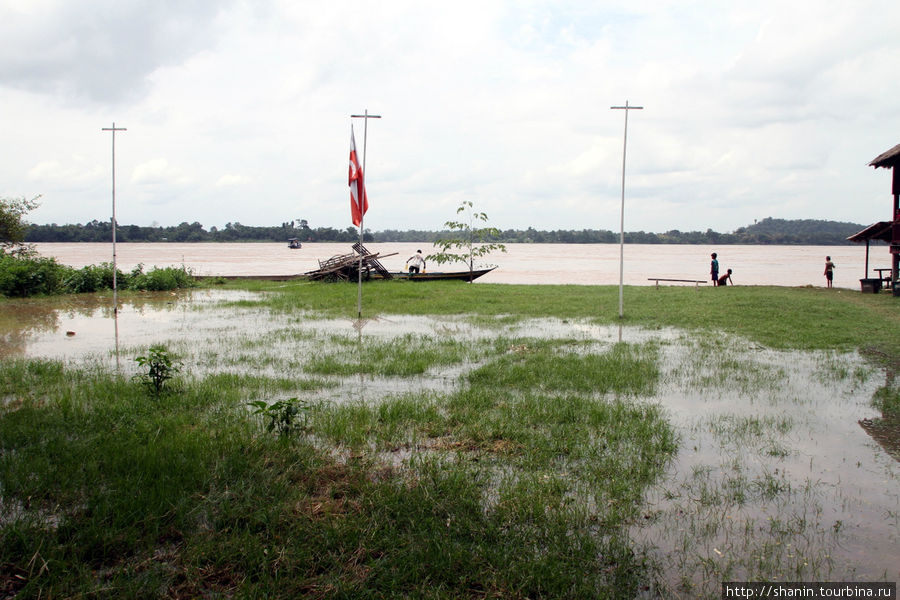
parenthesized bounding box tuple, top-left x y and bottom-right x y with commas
(0, 0, 233, 105)
(27, 156, 103, 187)
(216, 174, 251, 187)
(2, 0, 899, 233)
(132, 158, 191, 186)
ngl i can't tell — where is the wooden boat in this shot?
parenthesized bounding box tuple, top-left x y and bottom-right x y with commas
(287, 238, 302, 249)
(379, 266, 496, 281)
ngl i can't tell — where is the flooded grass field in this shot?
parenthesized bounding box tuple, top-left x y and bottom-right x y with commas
(1, 287, 897, 597)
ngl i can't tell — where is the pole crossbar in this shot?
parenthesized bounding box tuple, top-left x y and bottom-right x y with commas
(610, 101, 642, 319)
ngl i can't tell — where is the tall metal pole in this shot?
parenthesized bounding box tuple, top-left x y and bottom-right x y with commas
(610, 101, 642, 319)
(350, 110, 381, 317)
(101, 123, 126, 314)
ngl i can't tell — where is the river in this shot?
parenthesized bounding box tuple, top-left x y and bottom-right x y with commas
(32, 242, 887, 289)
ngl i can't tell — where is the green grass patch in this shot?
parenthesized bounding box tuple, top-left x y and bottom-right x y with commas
(306, 332, 478, 377)
(872, 385, 900, 418)
(1, 331, 677, 600)
(223, 280, 900, 361)
(468, 339, 659, 397)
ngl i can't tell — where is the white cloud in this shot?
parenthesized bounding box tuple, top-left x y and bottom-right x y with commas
(216, 174, 251, 187)
(26, 156, 103, 186)
(0, 0, 234, 105)
(131, 158, 191, 186)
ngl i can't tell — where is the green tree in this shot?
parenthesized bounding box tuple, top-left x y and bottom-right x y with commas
(428, 200, 507, 280)
(1, 195, 40, 255)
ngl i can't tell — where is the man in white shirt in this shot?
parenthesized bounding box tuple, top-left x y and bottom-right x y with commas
(406, 250, 426, 274)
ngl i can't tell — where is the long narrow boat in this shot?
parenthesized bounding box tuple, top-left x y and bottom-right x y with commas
(379, 266, 496, 282)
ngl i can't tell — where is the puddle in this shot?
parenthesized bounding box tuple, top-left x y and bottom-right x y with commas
(633, 342, 899, 594)
(0, 291, 897, 591)
(0, 289, 262, 363)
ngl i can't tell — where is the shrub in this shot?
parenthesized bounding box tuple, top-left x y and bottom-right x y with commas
(128, 265, 195, 291)
(0, 253, 69, 297)
(0, 255, 194, 298)
(63, 263, 124, 293)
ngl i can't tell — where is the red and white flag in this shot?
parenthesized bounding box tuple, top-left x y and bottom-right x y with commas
(349, 125, 368, 227)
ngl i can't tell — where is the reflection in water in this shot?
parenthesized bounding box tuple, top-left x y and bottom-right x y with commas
(0, 301, 59, 357)
(0, 289, 258, 365)
(859, 368, 900, 461)
(633, 342, 899, 594)
(859, 415, 900, 461)
(352, 316, 369, 404)
(114, 306, 120, 373)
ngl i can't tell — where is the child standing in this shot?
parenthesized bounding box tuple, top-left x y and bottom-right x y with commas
(824, 256, 835, 288)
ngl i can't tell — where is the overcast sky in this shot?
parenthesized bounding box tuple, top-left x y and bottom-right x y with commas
(2, 0, 899, 234)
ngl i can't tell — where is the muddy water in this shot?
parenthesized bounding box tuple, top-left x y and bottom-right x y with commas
(1, 289, 897, 589)
(635, 342, 899, 593)
(0, 289, 261, 364)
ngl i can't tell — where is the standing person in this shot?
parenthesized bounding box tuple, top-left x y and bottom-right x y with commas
(717, 268, 733, 286)
(824, 256, 835, 288)
(406, 249, 426, 274)
(710, 253, 719, 286)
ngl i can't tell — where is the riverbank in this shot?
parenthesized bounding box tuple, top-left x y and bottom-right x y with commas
(1, 282, 898, 598)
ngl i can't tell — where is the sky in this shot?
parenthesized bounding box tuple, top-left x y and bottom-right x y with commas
(2, 0, 899, 234)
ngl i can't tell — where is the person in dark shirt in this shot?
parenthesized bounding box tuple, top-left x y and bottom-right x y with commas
(824, 256, 835, 288)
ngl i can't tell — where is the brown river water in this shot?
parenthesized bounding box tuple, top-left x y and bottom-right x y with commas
(33, 242, 888, 289)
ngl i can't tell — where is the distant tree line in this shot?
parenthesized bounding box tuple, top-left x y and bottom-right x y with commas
(25, 217, 871, 246)
(25, 220, 373, 244)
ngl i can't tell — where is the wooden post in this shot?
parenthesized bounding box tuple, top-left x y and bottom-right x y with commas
(893, 168, 899, 285)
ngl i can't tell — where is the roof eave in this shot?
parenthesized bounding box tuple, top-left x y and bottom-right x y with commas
(869, 143, 900, 169)
(847, 221, 893, 243)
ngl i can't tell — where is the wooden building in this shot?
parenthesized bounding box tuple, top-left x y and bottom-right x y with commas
(848, 143, 900, 291)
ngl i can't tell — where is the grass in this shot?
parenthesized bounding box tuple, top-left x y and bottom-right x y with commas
(223, 279, 900, 358)
(1, 341, 672, 598)
(306, 332, 479, 377)
(1, 281, 898, 598)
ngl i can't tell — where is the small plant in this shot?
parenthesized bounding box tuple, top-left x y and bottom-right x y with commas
(134, 345, 181, 397)
(428, 200, 507, 281)
(247, 397, 309, 437)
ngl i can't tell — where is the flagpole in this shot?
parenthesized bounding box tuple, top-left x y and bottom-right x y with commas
(101, 123, 126, 315)
(351, 110, 381, 318)
(610, 101, 642, 319)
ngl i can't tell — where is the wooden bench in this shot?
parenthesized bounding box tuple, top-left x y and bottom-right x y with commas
(648, 278, 707, 289)
(874, 268, 894, 289)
